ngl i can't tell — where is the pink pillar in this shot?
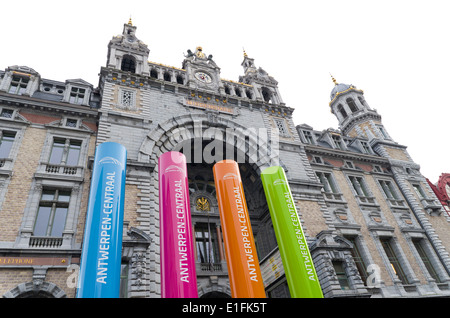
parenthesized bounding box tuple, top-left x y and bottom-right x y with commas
(158, 151, 198, 298)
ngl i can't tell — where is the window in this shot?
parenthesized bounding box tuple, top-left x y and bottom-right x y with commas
(49, 138, 81, 166)
(69, 87, 85, 105)
(0, 108, 14, 118)
(119, 263, 129, 298)
(0, 131, 16, 158)
(412, 184, 426, 199)
(262, 87, 272, 103)
(121, 55, 136, 73)
(379, 180, 399, 200)
(120, 89, 135, 108)
(349, 176, 370, 197)
(380, 238, 409, 284)
(360, 141, 372, 154)
(33, 189, 70, 237)
(316, 171, 338, 193)
(65, 118, 78, 128)
(377, 125, 389, 139)
(333, 261, 350, 290)
(302, 130, 314, 144)
(413, 239, 441, 283)
(163, 72, 171, 82)
(195, 223, 220, 266)
(332, 135, 345, 150)
(337, 104, 347, 119)
(345, 236, 369, 285)
(8, 75, 29, 95)
(274, 119, 289, 136)
(347, 97, 358, 113)
(176, 75, 184, 85)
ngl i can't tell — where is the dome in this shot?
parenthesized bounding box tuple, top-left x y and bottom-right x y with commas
(330, 83, 352, 100)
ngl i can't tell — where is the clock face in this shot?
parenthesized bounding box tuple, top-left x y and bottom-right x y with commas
(195, 71, 212, 83)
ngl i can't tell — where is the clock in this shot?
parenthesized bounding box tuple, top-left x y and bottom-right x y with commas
(194, 71, 212, 83)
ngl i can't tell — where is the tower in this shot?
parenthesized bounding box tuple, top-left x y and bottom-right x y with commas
(106, 18, 150, 76)
(329, 75, 390, 141)
(239, 51, 284, 105)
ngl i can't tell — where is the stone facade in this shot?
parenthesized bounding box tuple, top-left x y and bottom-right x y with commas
(0, 21, 449, 298)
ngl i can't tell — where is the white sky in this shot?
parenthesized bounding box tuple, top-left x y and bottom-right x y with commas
(1, 0, 449, 183)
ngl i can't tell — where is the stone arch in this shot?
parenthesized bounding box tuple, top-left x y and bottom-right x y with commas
(138, 113, 281, 174)
(3, 281, 66, 298)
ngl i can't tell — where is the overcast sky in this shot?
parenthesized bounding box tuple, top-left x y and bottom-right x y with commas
(1, 0, 449, 183)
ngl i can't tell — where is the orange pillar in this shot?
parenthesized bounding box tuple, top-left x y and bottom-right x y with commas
(213, 160, 266, 298)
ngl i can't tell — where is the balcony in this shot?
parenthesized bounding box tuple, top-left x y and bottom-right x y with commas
(34, 162, 84, 181)
(29, 236, 63, 248)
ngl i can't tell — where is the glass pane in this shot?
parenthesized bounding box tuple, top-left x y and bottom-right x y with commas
(34, 206, 51, 236)
(58, 191, 71, 202)
(66, 146, 80, 166)
(50, 207, 68, 237)
(49, 140, 65, 164)
(0, 132, 15, 158)
(41, 190, 55, 201)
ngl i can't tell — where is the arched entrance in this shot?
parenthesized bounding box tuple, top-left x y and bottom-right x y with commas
(139, 115, 281, 297)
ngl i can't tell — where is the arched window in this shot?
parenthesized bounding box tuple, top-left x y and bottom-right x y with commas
(150, 69, 158, 79)
(224, 86, 230, 95)
(358, 96, 367, 107)
(338, 104, 347, 119)
(176, 74, 184, 85)
(163, 72, 171, 82)
(261, 87, 272, 103)
(235, 88, 242, 97)
(121, 55, 136, 73)
(346, 97, 358, 113)
(245, 89, 253, 99)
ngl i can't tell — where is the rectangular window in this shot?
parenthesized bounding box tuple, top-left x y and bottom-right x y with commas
(0, 131, 16, 158)
(345, 236, 369, 285)
(120, 89, 135, 108)
(332, 261, 350, 290)
(332, 135, 345, 150)
(48, 138, 82, 166)
(315, 171, 338, 193)
(8, 75, 29, 95)
(379, 180, 399, 200)
(33, 189, 70, 237)
(377, 125, 389, 139)
(69, 87, 85, 104)
(119, 263, 129, 298)
(413, 239, 441, 283)
(412, 184, 426, 199)
(349, 176, 370, 197)
(195, 223, 220, 266)
(361, 141, 372, 154)
(380, 238, 409, 284)
(274, 119, 289, 136)
(0, 108, 14, 118)
(302, 130, 314, 144)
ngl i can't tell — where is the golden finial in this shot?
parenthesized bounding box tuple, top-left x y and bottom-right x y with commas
(243, 48, 248, 57)
(128, 16, 133, 26)
(330, 73, 338, 85)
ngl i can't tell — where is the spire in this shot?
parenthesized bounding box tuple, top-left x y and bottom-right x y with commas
(243, 48, 248, 58)
(330, 73, 338, 85)
(128, 16, 133, 26)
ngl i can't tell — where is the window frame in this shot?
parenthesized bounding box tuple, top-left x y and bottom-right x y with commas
(33, 188, 71, 237)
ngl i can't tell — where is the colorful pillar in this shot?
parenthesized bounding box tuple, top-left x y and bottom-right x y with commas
(77, 142, 127, 298)
(261, 166, 323, 298)
(159, 151, 198, 298)
(213, 160, 266, 298)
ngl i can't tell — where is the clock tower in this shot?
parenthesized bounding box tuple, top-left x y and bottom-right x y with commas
(182, 47, 224, 93)
(106, 18, 150, 76)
